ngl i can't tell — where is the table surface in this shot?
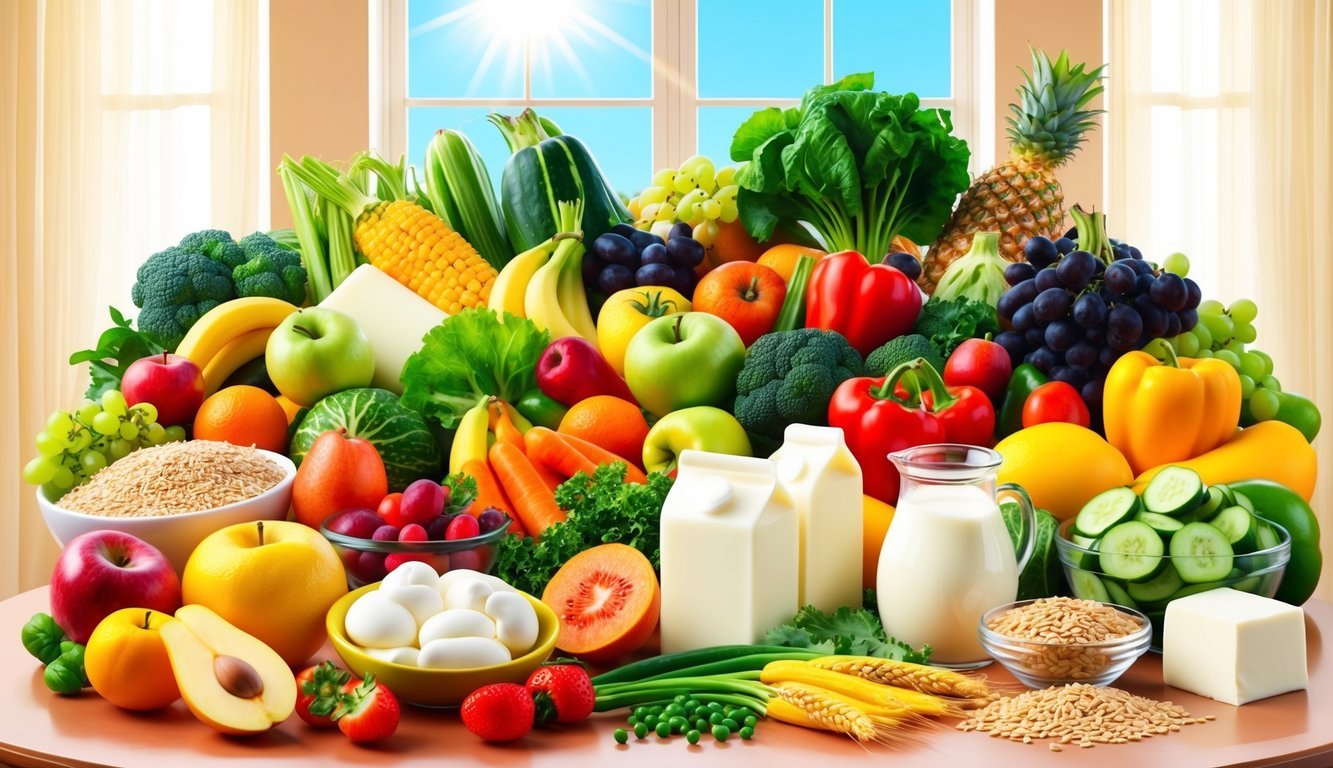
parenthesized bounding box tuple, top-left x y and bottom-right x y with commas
(1, 587, 1330, 768)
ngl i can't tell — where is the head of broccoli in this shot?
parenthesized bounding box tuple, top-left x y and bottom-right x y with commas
(233, 232, 308, 305)
(178, 229, 246, 270)
(130, 247, 236, 349)
(733, 328, 867, 448)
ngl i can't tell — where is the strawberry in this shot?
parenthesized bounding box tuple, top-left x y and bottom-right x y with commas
(461, 683, 535, 742)
(526, 664, 595, 725)
(295, 661, 353, 728)
(331, 674, 400, 743)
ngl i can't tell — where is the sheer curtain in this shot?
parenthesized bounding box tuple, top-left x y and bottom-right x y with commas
(0, 0, 263, 598)
(1110, 0, 1333, 599)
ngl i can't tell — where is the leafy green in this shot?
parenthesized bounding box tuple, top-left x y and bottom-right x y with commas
(68, 307, 166, 399)
(913, 298, 999, 358)
(443, 471, 479, 516)
(492, 463, 673, 596)
(44, 642, 87, 694)
(400, 308, 550, 429)
(764, 605, 931, 663)
(1001, 501, 1066, 601)
(20, 613, 67, 666)
(731, 73, 971, 263)
(932, 232, 1008, 307)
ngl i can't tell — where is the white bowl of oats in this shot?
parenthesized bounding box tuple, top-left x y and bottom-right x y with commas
(38, 440, 296, 573)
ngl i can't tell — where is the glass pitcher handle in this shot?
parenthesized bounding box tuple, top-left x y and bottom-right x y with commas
(998, 483, 1038, 573)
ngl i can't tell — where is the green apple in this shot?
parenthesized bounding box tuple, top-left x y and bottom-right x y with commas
(643, 407, 752, 474)
(625, 313, 745, 417)
(265, 307, 374, 406)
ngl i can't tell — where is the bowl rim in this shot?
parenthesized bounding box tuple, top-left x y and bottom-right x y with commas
(1054, 515, 1292, 563)
(327, 582, 559, 675)
(978, 598, 1153, 650)
(37, 447, 296, 523)
(320, 515, 511, 552)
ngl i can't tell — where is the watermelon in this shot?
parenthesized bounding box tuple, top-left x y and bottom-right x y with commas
(291, 388, 441, 491)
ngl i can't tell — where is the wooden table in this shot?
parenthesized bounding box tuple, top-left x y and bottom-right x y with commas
(1, 587, 1330, 768)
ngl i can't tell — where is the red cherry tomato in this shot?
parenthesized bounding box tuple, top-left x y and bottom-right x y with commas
(376, 492, 405, 526)
(1022, 381, 1091, 429)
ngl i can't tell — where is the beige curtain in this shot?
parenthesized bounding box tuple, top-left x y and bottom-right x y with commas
(1110, 0, 1333, 599)
(0, 0, 262, 599)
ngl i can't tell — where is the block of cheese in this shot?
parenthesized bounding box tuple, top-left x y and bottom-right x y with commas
(320, 265, 447, 394)
(1162, 588, 1307, 705)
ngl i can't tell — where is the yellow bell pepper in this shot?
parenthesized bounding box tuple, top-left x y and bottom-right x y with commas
(1103, 343, 1241, 475)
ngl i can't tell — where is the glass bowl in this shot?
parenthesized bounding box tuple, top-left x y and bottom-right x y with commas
(979, 599, 1152, 688)
(320, 516, 511, 589)
(1054, 517, 1290, 651)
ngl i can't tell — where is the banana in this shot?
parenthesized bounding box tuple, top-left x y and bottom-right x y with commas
(488, 240, 555, 318)
(555, 250, 600, 342)
(175, 297, 298, 368)
(200, 328, 273, 395)
(449, 396, 492, 475)
(524, 244, 590, 343)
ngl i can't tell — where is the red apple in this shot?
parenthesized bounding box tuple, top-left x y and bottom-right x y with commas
(121, 353, 206, 427)
(536, 338, 638, 407)
(50, 530, 182, 643)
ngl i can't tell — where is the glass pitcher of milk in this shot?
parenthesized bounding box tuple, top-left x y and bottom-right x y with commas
(876, 444, 1036, 668)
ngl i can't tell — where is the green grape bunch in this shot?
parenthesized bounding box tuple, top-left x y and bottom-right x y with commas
(22, 389, 187, 497)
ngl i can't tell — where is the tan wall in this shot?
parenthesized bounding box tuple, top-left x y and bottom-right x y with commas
(992, 0, 1105, 214)
(269, 0, 370, 227)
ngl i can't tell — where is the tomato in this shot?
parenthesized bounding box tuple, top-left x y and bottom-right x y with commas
(691, 262, 786, 347)
(944, 338, 1013, 402)
(1022, 381, 1091, 429)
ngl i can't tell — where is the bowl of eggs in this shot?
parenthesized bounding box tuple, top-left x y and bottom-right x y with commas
(325, 562, 560, 707)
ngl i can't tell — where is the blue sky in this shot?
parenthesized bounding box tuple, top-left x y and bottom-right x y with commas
(406, 0, 951, 196)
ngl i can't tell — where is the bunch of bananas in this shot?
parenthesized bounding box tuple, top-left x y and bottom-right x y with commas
(174, 296, 299, 395)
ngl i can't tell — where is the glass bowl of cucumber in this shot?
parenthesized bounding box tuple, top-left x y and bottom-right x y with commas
(1054, 467, 1291, 651)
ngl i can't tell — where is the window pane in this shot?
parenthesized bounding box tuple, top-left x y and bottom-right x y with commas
(833, 0, 950, 98)
(408, 107, 513, 194)
(531, 0, 653, 99)
(697, 0, 822, 98)
(697, 106, 759, 165)
(408, 0, 524, 98)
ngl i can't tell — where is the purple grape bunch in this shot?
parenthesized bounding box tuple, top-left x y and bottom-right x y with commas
(584, 222, 706, 299)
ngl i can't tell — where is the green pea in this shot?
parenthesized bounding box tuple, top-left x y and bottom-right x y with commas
(744, 715, 758, 728)
(633, 706, 650, 719)
(627, 715, 640, 726)
(695, 718, 709, 731)
(708, 702, 724, 712)
(722, 718, 739, 731)
(664, 704, 684, 717)
(740, 726, 755, 740)
(708, 712, 724, 726)
(655, 721, 671, 738)
(614, 728, 629, 744)
(712, 725, 730, 742)
(671, 716, 690, 732)
(649, 705, 664, 716)
(673, 694, 690, 705)
(686, 729, 701, 745)
(634, 722, 648, 739)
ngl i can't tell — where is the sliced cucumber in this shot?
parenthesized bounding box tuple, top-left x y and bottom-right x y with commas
(1164, 570, 1246, 601)
(1068, 569, 1112, 602)
(1169, 522, 1235, 583)
(1127, 562, 1184, 604)
(1103, 579, 1138, 610)
(1209, 506, 1259, 552)
(1255, 520, 1281, 551)
(1137, 511, 1185, 538)
(1143, 466, 1206, 516)
(1069, 533, 1100, 570)
(1075, 487, 1142, 538)
(1233, 491, 1255, 514)
(1215, 484, 1239, 507)
(1181, 486, 1227, 523)
(1099, 521, 1167, 582)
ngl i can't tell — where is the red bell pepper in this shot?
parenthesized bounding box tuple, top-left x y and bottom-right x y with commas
(829, 358, 995, 504)
(805, 250, 922, 357)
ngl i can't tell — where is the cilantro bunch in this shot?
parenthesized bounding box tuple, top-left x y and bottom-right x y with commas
(764, 604, 931, 663)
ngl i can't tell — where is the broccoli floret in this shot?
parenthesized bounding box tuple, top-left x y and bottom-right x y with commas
(232, 232, 308, 305)
(734, 329, 867, 447)
(866, 334, 944, 377)
(178, 229, 246, 270)
(131, 246, 236, 349)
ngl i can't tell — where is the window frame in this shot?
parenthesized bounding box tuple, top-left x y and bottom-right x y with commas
(375, 0, 977, 179)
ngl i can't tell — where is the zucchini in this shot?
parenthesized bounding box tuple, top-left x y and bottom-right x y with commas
(424, 129, 514, 270)
(1168, 522, 1235, 583)
(490, 109, 631, 253)
(1098, 521, 1166, 582)
(1075, 487, 1141, 538)
(1142, 466, 1205, 516)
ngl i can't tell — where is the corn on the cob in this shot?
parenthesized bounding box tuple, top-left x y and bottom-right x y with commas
(806, 657, 994, 700)
(761, 661, 960, 718)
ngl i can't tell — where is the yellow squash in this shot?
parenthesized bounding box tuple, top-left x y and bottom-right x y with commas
(1135, 420, 1317, 501)
(1103, 345, 1241, 475)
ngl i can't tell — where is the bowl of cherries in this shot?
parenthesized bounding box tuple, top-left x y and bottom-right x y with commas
(320, 478, 511, 588)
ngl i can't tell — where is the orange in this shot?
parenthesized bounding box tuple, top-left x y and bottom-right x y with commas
(862, 495, 896, 590)
(85, 607, 181, 711)
(541, 543, 660, 663)
(757, 244, 827, 282)
(274, 394, 303, 425)
(193, 385, 290, 453)
(558, 396, 650, 469)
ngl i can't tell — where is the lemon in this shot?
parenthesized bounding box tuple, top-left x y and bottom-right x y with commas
(596, 286, 691, 376)
(996, 423, 1133, 522)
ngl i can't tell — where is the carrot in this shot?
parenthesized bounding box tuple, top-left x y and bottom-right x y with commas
(488, 398, 525, 450)
(525, 427, 598, 480)
(559, 432, 649, 483)
(488, 441, 565, 538)
(461, 458, 511, 519)
(532, 459, 566, 491)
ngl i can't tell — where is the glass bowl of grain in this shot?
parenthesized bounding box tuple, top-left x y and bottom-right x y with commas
(978, 597, 1152, 688)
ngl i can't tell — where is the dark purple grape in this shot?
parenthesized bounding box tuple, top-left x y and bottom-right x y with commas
(1072, 293, 1108, 328)
(599, 264, 635, 293)
(1066, 340, 1098, 369)
(1112, 245, 1131, 262)
(1005, 262, 1037, 286)
(1128, 245, 1144, 259)
(629, 229, 665, 253)
(1081, 378, 1105, 410)
(635, 262, 675, 286)
(1035, 268, 1062, 292)
(1063, 225, 1079, 240)
(1033, 287, 1074, 323)
(666, 236, 706, 268)
(1164, 312, 1182, 338)
(998, 279, 1038, 319)
(1026, 346, 1060, 374)
(1024, 328, 1045, 349)
(1134, 297, 1168, 339)
(476, 508, 506, 534)
(610, 223, 638, 239)
(1050, 366, 1087, 389)
(1133, 273, 1156, 297)
(1012, 303, 1038, 332)
(1054, 236, 1076, 255)
(1108, 304, 1144, 343)
(1044, 319, 1081, 352)
(1107, 333, 1138, 352)
(1103, 262, 1136, 295)
(1125, 258, 1153, 276)
(672, 266, 697, 295)
(1085, 326, 1104, 341)
(1025, 236, 1060, 268)
(641, 242, 671, 265)
(994, 331, 1027, 365)
(1098, 345, 1119, 368)
(593, 233, 637, 267)
(1151, 273, 1187, 311)
(668, 221, 693, 241)
(1183, 278, 1202, 309)
(886, 252, 922, 281)
(1056, 251, 1097, 290)
(582, 257, 601, 287)
(1177, 308, 1199, 333)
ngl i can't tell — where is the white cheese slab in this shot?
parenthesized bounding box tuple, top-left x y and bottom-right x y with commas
(320, 265, 447, 393)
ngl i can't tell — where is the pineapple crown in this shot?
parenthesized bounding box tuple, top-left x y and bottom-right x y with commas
(1007, 47, 1106, 167)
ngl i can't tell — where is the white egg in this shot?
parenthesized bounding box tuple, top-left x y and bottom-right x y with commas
(484, 591, 540, 656)
(381, 561, 440, 591)
(417, 636, 512, 670)
(442, 578, 494, 612)
(363, 646, 420, 667)
(345, 592, 418, 649)
(438, 569, 517, 598)
(379, 584, 444, 627)
(418, 609, 496, 646)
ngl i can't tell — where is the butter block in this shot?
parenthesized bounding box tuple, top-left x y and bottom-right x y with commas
(1162, 588, 1307, 705)
(320, 265, 447, 393)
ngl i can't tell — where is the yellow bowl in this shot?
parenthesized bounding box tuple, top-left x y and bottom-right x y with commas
(325, 582, 559, 707)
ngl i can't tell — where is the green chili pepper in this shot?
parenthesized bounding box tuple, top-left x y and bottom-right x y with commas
(20, 613, 67, 665)
(513, 389, 569, 431)
(997, 364, 1047, 438)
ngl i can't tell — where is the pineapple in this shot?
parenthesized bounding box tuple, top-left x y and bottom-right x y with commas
(919, 48, 1105, 293)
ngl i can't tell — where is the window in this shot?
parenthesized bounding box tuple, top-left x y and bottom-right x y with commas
(379, 0, 974, 196)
